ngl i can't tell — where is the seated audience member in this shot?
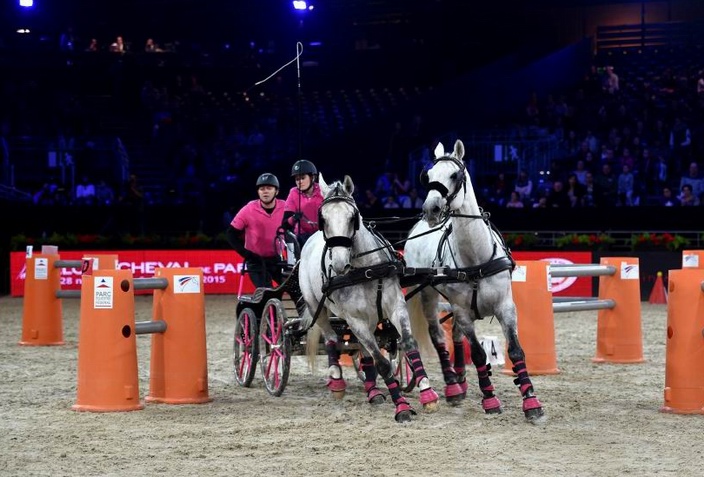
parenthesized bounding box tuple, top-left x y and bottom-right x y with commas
(679, 162, 703, 200)
(514, 170, 533, 202)
(86, 38, 98, 52)
(546, 180, 570, 208)
(383, 195, 401, 209)
(95, 180, 115, 205)
(75, 176, 96, 205)
(506, 191, 524, 208)
(361, 189, 383, 215)
(565, 173, 586, 207)
(399, 188, 424, 209)
(144, 38, 162, 52)
(678, 184, 700, 207)
(572, 160, 589, 185)
(617, 164, 635, 206)
(581, 172, 600, 207)
(659, 187, 677, 207)
(594, 163, 618, 207)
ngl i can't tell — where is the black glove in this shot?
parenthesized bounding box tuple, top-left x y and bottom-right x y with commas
(244, 250, 261, 262)
(292, 212, 304, 222)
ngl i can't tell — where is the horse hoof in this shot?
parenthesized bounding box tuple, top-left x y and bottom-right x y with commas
(445, 394, 464, 407)
(423, 400, 439, 413)
(395, 411, 413, 423)
(525, 407, 546, 424)
(369, 394, 386, 405)
(331, 390, 345, 400)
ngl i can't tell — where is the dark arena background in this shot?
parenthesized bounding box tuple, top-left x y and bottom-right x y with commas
(3, 2, 704, 475)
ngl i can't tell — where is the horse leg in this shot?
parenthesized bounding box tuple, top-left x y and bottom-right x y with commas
(421, 294, 464, 405)
(359, 349, 385, 405)
(501, 310, 545, 422)
(388, 297, 439, 412)
(317, 316, 347, 399)
(349, 321, 415, 422)
(464, 326, 503, 414)
(451, 321, 469, 398)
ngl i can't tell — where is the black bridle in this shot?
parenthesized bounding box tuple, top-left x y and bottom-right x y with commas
(318, 192, 360, 250)
(421, 154, 468, 210)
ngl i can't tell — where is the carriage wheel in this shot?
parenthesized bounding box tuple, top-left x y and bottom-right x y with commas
(259, 298, 291, 397)
(233, 307, 258, 387)
(391, 349, 416, 393)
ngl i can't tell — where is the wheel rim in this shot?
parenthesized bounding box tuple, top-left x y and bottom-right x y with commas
(260, 299, 290, 395)
(234, 308, 257, 386)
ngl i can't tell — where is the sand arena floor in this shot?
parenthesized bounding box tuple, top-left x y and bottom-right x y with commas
(1, 296, 702, 477)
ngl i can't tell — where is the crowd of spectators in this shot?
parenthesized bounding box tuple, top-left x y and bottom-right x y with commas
(4, 22, 704, 217)
(476, 59, 704, 210)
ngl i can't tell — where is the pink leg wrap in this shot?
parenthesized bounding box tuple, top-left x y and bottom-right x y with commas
(444, 383, 464, 399)
(327, 377, 346, 392)
(394, 399, 415, 419)
(522, 396, 542, 412)
(458, 379, 468, 395)
(364, 382, 385, 403)
(482, 396, 502, 412)
(419, 387, 439, 406)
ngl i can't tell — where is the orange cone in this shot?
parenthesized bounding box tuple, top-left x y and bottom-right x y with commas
(593, 257, 644, 364)
(661, 268, 704, 414)
(146, 268, 211, 404)
(73, 269, 143, 412)
(682, 250, 704, 269)
(20, 252, 65, 346)
(504, 260, 559, 375)
(648, 271, 667, 304)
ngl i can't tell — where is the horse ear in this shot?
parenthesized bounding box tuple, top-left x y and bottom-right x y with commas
(434, 142, 445, 159)
(318, 172, 330, 196)
(343, 175, 354, 196)
(453, 140, 465, 160)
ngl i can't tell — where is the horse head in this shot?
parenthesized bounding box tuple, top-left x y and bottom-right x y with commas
(419, 139, 467, 226)
(318, 174, 360, 275)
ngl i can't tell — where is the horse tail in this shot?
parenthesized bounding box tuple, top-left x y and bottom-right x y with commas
(305, 324, 322, 371)
(406, 288, 434, 360)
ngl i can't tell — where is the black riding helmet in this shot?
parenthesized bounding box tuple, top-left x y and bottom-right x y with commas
(256, 173, 280, 189)
(291, 160, 317, 177)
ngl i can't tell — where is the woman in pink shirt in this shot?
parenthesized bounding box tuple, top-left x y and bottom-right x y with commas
(226, 173, 286, 288)
(281, 160, 324, 247)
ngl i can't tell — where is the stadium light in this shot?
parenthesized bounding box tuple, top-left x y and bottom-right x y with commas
(19, 0, 34, 7)
(292, 1, 307, 10)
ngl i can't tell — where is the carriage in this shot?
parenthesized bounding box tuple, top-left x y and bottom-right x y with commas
(232, 230, 418, 397)
(233, 146, 545, 423)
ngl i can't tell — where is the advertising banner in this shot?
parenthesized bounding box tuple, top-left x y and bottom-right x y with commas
(10, 249, 594, 298)
(10, 250, 254, 297)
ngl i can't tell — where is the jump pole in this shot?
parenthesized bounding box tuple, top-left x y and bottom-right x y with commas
(661, 269, 704, 414)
